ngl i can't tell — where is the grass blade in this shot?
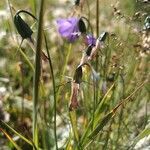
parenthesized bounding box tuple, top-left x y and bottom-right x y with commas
(80, 83, 115, 144)
(88, 111, 114, 139)
(129, 126, 150, 149)
(83, 103, 122, 148)
(69, 111, 79, 143)
(0, 128, 22, 150)
(0, 120, 33, 146)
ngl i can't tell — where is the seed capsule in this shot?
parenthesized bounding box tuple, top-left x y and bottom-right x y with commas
(98, 32, 108, 42)
(14, 14, 33, 39)
(85, 45, 93, 56)
(75, 0, 80, 6)
(78, 18, 86, 33)
(73, 66, 82, 84)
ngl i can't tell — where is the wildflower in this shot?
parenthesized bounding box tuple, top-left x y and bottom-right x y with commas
(14, 10, 37, 40)
(78, 18, 86, 33)
(85, 34, 96, 46)
(56, 17, 80, 42)
(88, 32, 108, 60)
(57, 16, 89, 42)
(14, 14, 33, 40)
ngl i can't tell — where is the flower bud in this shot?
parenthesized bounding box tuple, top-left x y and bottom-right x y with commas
(14, 14, 33, 39)
(98, 32, 108, 42)
(73, 66, 82, 84)
(78, 18, 86, 33)
(75, 0, 80, 6)
(85, 45, 93, 56)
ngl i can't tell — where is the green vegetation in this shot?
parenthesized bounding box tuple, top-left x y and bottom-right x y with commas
(0, 0, 149, 149)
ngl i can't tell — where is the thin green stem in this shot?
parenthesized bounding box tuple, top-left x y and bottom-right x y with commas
(33, 0, 45, 148)
(57, 43, 72, 102)
(91, 0, 100, 132)
(44, 34, 58, 150)
(29, 0, 37, 15)
(94, 0, 99, 106)
(95, 0, 99, 71)
(69, 111, 80, 149)
(17, 43, 35, 72)
(15, 10, 37, 20)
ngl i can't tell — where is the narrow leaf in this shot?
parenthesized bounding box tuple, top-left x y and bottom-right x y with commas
(0, 120, 33, 146)
(0, 128, 22, 150)
(131, 126, 150, 148)
(88, 111, 114, 139)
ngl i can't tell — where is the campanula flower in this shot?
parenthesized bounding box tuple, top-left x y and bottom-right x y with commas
(85, 34, 96, 46)
(56, 17, 80, 42)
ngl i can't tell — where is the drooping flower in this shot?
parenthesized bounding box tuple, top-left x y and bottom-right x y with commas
(56, 17, 80, 42)
(56, 17, 96, 46)
(85, 34, 96, 46)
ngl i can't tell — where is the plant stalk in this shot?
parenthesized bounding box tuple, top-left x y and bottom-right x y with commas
(33, 0, 45, 148)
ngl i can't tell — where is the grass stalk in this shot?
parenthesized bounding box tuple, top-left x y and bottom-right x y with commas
(29, 0, 37, 15)
(57, 43, 72, 102)
(17, 43, 35, 72)
(94, 0, 100, 109)
(32, 0, 45, 148)
(95, 0, 99, 71)
(69, 111, 80, 149)
(44, 34, 58, 149)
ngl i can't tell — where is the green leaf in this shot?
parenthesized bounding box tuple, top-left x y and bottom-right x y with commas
(80, 83, 115, 145)
(0, 120, 33, 146)
(81, 101, 122, 147)
(88, 111, 114, 139)
(69, 111, 79, 142)
(130, 126, 150, 148)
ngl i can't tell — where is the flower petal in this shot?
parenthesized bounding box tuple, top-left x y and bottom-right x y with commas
(56, 17, 80, 42)
(86, 34, 96, 46)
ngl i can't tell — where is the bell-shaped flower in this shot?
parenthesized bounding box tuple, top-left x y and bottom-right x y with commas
(56, 17, 80, 42)
(85, 34, 96, 46)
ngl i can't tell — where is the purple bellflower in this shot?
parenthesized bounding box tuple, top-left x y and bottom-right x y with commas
(57, 17, 96, 46)
(56, 17, 80, 42)
(85, 34, 96, 46)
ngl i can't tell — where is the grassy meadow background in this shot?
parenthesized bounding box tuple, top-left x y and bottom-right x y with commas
(0, 0, 149, 149)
